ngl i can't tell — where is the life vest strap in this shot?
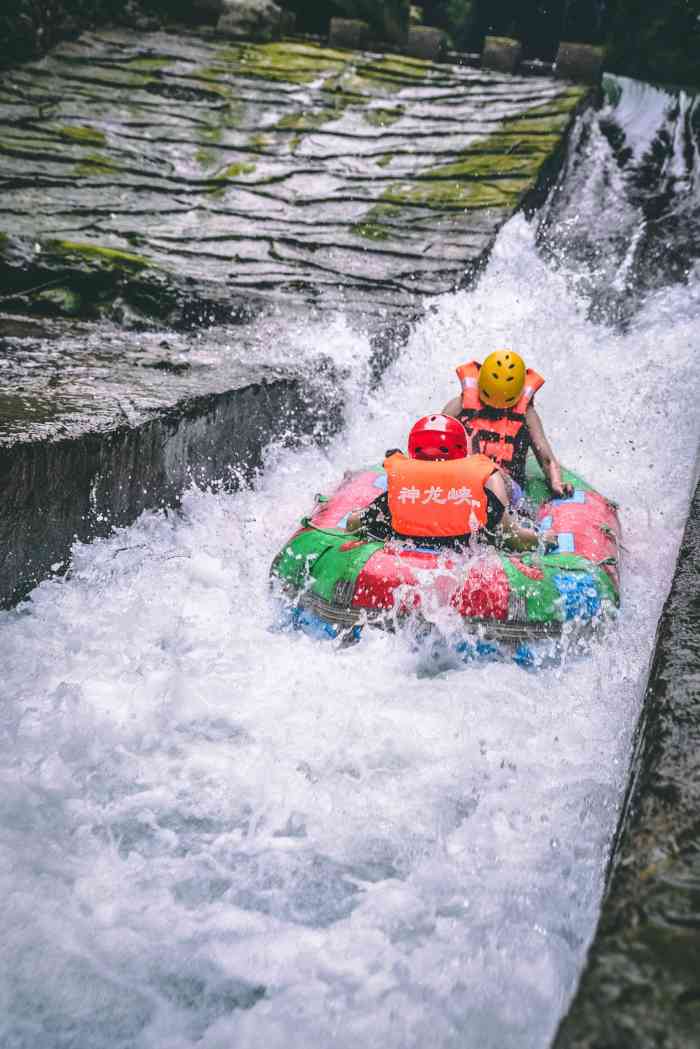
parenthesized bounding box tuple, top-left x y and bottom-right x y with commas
(475, 430, 516, 446)
(461, 406, 527, 424)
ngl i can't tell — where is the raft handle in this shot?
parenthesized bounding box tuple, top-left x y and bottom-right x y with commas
(300, 516, 351, 538)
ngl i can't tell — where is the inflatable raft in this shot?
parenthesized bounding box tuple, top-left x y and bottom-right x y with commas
(270, 456, 621, 645)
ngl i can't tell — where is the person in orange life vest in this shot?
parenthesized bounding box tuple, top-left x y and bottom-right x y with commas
(442, 350, 574, 502)
(346, 414, 545, 551)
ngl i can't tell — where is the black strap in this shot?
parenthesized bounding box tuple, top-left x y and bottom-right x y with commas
(460, 406, 526, 424)
(475, 429, 515, 446)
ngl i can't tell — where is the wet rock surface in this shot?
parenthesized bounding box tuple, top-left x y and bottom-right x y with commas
(0, 29, 588, 322)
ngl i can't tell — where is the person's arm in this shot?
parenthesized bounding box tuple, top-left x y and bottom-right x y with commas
(442, 393, 463, 418)
(526, 405, 573, 498)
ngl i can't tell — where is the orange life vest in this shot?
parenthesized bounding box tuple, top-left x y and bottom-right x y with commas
(383, 452, 494, 539)
(455, 360, 544, 484)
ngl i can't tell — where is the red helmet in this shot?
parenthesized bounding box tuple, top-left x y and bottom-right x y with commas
(407, 414, 472, 461)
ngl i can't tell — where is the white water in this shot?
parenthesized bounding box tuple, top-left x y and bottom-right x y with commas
(1, 85, 700, 1049)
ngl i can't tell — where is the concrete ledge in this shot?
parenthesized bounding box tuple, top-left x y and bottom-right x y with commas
(555, 42, 604, 84)
(329, 18, 369, 50)
(482, 36, 523, 75)
(405, 26, 447, 61)
(0, 373, 342, 608)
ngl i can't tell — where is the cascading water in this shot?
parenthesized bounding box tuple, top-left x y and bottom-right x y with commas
(1, 76, 699, 1049)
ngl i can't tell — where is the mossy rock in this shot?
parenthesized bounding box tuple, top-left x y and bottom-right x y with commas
(185, 71, 234, 98)
(55, 125, 107, 146)
(425, 152, 545, 180)
(215, 162, 257, 179)
(380, 177, 530, 210)
(227, 42, 347, 85)
(368, 54, 434, 79)
(348, 89, 587, 231)
(74, 152, 119, 175)
(350, 202, 403, 239)
(275, 108, 342, 131)
(249, 132, 271, 149)
(0, 393, 64, 426)
(363, 106, 404, 127)
(201, 126, 224, 144)
(43, 240, 152, 271)
(350, 221, 392, 241)
(34, 287, 83, 315)
(126, 56, 173, 72)
(209, 161, 258, 197)
(196, 146, 218, 168)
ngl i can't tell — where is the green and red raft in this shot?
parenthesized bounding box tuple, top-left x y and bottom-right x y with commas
(270, 456, 621, 643)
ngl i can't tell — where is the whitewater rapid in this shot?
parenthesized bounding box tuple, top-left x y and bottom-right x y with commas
(1, 80, 699, 1048)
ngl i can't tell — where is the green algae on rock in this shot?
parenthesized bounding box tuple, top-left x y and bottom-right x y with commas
(363, 106, 405, 127)
(43, 241, 152, 270)
(350, 86, 589, 240)
(74, 152, 120, 175)
(221, 42, 347, 85)
(55, 124, 107, 146)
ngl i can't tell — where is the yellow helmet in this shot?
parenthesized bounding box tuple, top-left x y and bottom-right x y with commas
(478, 350, 526, 408)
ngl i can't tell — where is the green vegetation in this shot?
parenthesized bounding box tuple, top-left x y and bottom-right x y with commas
(606, 0, 700, 86)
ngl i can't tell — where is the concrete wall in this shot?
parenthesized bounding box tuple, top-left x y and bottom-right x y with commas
(0, 375, 342, 607)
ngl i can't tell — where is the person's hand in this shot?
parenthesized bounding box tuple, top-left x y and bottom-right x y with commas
(538, 529, 559, 552)
(548, 464, 574, 498)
